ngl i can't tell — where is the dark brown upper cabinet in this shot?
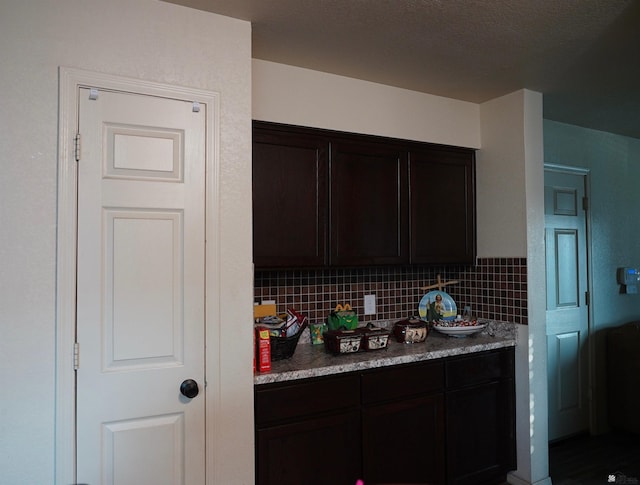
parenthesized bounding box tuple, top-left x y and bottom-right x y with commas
(330, 139, 408, 266)
(409, 145, 476, 264)
(252, 121, 476, 268)
(252, 124, 329, 268)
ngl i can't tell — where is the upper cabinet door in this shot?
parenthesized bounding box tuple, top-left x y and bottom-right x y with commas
(409, 146, 476, 264)
(330, 139, 408, 266)
(252, 123, 329, 268)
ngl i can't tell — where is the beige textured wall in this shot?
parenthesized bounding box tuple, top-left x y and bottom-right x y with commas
(476, 91, 528, 258)
(252, 59, 481, 148)
(0, 1, 254, 483)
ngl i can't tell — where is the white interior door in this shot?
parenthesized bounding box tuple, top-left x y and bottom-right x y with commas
(76, 87, 206, 484)
(544, 168, 590, 442)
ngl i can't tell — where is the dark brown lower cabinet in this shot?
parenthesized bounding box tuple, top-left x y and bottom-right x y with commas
(446, 381, 515, 485)
(445, 349, 517, 485)
(256, 410, 361, 485)
(255, 348, 515, 485)
(362, 394, 445, 484)
(255, 374, 361, 485)
(361, 360, 445, 484)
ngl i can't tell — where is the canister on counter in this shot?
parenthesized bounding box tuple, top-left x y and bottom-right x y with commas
(323, 329, 362, 355)
(357, 324, 391, 351)
(392, 318, 428, 343)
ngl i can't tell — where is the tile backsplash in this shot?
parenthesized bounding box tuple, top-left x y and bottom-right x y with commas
(254, 258, 528, 325)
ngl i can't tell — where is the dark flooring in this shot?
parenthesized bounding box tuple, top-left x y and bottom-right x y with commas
(548, 432, 640, 484)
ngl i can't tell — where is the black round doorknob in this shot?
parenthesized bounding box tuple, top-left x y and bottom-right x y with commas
(180, 379, 199, 398)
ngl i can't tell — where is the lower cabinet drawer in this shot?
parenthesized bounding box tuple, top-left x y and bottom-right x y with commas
(446, 348, 514, 389)
(255, 373, 360, 425)
(361, 360, 443, 404)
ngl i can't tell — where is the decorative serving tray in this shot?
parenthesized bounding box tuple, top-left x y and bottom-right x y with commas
(418, 290, 457, 321)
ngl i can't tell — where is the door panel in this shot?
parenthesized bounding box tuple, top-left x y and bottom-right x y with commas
(103, 414, 184, 485)
(76, 88, 205, 483)
(106, 123, 183, 179)
(556, 332, 580, 409)
(552, 229, 579, 308)
(105, 210, 182, 368)
(544, 169, 589, 442)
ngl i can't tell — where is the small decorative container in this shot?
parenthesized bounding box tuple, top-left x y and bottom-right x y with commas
(392, 318, 428, 343)
(357, 324, 391, 351)
(323, 329, 363, 355)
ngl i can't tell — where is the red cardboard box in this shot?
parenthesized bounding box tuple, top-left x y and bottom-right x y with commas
(255, 327, 271, 373)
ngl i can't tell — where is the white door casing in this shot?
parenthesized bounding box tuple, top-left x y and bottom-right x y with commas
(544, 167, 591, 442)
(55, 68, 220, 485)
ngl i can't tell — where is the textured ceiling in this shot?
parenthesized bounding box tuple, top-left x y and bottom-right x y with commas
(165, 0, 640, 139)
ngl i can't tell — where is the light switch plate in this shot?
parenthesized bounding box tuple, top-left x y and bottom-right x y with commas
(364, 294, 376, 315)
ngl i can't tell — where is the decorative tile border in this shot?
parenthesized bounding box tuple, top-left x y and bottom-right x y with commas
(254, 258, 528, 326)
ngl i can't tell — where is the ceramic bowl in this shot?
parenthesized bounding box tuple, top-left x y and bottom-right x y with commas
(392, 318, 428, 343)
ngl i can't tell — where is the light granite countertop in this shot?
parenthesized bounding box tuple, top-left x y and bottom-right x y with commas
(254, 321, 517, 385)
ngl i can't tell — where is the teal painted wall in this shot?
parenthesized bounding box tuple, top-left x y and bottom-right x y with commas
(544, 119, 640, 431)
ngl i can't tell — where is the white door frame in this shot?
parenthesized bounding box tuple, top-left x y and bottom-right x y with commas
(55, 67, 220, 484)
(544, 162, 595, 435)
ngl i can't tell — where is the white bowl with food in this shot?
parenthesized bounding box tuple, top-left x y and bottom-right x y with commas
(432, 319, 487, 337)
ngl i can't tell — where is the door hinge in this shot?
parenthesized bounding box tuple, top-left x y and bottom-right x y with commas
(74, 133, 81, 162)
(582, 196, 589, 211)
(74, 342, 80, 370)
(585, 291, 590, 306)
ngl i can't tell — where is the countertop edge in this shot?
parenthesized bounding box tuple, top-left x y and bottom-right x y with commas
(254, 323, 517, 385)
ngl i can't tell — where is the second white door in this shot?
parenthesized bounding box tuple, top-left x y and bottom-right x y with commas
(545, 168, 590, 442)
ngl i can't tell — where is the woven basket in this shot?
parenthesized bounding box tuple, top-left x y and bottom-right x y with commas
(270, 321, 308, 361)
